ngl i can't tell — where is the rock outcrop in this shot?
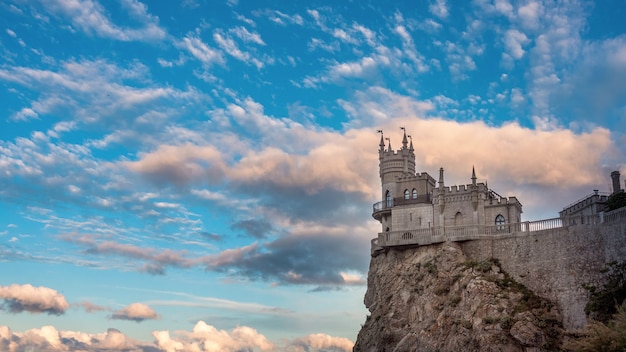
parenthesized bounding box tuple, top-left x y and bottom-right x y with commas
(354, 242, 564, 352)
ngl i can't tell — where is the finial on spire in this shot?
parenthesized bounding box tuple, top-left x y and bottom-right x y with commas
(401, 126, 408, 149)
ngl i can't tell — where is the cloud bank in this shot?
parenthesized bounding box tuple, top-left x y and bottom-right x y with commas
(0, 322, 354, 352)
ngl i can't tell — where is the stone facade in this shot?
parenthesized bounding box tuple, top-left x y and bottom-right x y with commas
(373, 130, 522, 237)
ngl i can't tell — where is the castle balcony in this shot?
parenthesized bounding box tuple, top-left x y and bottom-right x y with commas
(372, 194, 431, 220)
(373, 217, 565, 250)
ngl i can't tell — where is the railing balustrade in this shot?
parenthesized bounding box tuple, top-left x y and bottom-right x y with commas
(604, 207, 626, 223)
(375, 217, 570, 247)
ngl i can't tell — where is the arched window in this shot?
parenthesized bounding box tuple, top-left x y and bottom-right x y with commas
(412, 188, 417, 199)
(495, 214, 505, 230)
(404, 189, 410, 200)
(385, 190, 392, 208)
(454, 212, 463, 226)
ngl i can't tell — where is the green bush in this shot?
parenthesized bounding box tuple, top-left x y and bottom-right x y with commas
(585, 261, 626, 323)
(607, 192, 626, 211)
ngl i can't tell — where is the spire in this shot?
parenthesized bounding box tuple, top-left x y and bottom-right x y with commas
(471, 165, 477, 186)
(385, 137, 391, 152)
(408, 135, 414, 152)
(401, 127, 408, 149)
(377, 130, 385, 152)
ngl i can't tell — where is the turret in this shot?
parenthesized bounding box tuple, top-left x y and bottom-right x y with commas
(378, 130, 416, 184)
(438, 167, 445, 214)
(611, 171, 622, 194)
(471, 166, 478, 210)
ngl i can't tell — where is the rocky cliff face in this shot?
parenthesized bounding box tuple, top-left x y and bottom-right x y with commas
(353, 242, 564, 352)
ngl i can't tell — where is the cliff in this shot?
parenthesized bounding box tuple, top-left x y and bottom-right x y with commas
(353, 242, 564, 352)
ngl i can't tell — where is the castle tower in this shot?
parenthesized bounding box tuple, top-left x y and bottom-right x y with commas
(373, 129, 436, 233)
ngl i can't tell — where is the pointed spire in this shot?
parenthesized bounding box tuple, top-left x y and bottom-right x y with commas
(377, 130, 385, 152)
(385, 137, 391, 152)
(408, 135, 414, 152)
(401, 127, 408, 149)
(471, 165, 477, 186)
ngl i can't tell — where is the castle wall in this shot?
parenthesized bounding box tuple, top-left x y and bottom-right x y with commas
(459, 221, 626, 330)
(391, 204, 434, 230)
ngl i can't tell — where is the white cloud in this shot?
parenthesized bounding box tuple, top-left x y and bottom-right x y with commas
(231, 26, 265, 45)
(429, 0, 449, 19)
(213, 31, 265, 69)
(179, 35, 224, 66)
(504, 29, 530, 59)
(517, 0, 542, 30)
(40, 0, 166, 41)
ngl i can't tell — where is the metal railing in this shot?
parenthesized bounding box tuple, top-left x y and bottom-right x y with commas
(373, 194, 431, 213)
(376, 218, 565, 247)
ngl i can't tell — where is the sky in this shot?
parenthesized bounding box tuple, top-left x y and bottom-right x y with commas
(0, 0, 625, 350)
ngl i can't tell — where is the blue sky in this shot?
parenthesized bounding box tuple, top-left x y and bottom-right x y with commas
(0, 0, 625, 350)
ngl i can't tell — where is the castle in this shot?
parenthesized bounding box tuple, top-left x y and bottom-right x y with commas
(371, 129, 625, 255)
(366, 129, 626, 331)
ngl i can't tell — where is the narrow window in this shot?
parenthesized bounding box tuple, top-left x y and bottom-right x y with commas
(495, 214, 505, 230)
(412, 188, 417, 199)
(385, 190, 392, 208)
(404, 189, 410, 200)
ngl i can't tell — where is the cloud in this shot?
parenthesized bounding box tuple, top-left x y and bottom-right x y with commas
(0, 325, 150, 351)
(204, 228, 371, 287)
(0, 284, 69, 315)
(77, 301, 108, 313)
(504, 29, 529, 59)
(178, 35, 225, 66)
(38, 0, 166, 41)
(286, 333, 354, 352)
(231, 26, 265, 45)
(429, 0, 449, 19)
(231, 219, 273, 239)
(0, 323, 354, 352)
(59, 234, 200, 275)
(110, 302, 160, 322)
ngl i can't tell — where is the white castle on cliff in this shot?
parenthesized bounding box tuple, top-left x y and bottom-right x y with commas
(371, 129, 625, 255)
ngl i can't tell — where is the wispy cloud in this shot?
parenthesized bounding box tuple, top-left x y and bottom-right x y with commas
(36, 0, 167, 41)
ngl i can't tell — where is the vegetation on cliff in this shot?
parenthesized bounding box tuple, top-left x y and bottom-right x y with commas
(566, 260, 626, 351)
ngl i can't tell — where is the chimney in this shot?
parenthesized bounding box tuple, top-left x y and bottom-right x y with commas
(611, 171, 621, 194)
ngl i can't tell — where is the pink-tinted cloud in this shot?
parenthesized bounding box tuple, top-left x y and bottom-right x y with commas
(110, 302, 160, 322)
(0, 322, 353, 351)
(0, 284, 69, 315)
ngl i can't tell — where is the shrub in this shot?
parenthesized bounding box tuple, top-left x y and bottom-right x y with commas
(585, 261, 626, 323)
(565, 303, 626, 351)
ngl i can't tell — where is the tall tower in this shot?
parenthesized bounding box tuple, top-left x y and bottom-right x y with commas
(373, 129, 436, 233)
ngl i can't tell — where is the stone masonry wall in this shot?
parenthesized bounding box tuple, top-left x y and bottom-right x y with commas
(459, 221, 626, 330)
